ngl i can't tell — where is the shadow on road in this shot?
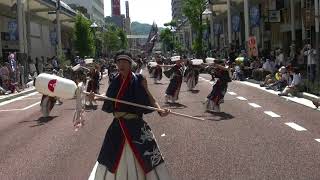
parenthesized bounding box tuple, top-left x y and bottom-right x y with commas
(162, 102, 188, 109)
(206, 112, 234, 121)
(194, 112, 234, 121)
(85, 104, 98, 111)
(190, 90, 200, 94)
(19, 116, 59, 127)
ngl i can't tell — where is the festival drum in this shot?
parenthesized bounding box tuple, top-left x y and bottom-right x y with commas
(205, 57, 216, 64)
(191, 59, 203, 65)
(35, 73, 78, 99)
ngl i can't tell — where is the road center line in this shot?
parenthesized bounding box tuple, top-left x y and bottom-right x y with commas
(237, 96, 247, 101)
(248, 103, 262, 108)
(285, 122, 307, 131)
(264, 111, 281, 118)
(315, 139, 320, 142)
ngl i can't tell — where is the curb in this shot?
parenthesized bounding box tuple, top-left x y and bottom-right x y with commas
(245, 78, 319, 102)
(0, 88, 37, 103)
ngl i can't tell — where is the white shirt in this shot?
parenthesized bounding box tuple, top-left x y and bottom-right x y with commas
(276, 53, 284, 65)
(262, 61, 275, 73)
(304, 49, 316, 65)
(290, 73, 301, 87)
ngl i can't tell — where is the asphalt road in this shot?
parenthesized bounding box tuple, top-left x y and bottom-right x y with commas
(1, 70, 320, 180)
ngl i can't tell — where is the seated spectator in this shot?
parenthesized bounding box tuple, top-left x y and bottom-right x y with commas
(262, 59, 276, 74)
(266, 66, 290, 91)
(278, 67, 302, 96)
(252, 58, 275, 81)
(248, 57, 262, 78)
(232, 65, 244, 81)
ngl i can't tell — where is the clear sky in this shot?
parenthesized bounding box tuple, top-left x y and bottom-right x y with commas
(104, 0, 172, 27)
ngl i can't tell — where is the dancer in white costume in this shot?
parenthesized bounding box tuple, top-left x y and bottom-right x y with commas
(91, 51, 172, 180)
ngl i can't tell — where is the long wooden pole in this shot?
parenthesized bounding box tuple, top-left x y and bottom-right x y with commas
(83, 92, 205, 121)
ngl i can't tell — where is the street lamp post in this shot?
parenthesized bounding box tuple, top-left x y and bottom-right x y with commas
(203, 8, 213, 56)
(56, 0, 62, 58)
(90, 22, 98, 57)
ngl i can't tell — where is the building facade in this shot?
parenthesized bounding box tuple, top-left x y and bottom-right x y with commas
(171, 0, 184, 21)
(63, 0, 104, 26)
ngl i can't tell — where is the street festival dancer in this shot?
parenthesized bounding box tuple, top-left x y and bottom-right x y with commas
(164, 56, 184, 104)
(39, 71, 60, 117)
(152, 55, 163, 84)
(91, 51, 172, 179)
(204, 59, 231, 112)
(184, 59, 201, 91)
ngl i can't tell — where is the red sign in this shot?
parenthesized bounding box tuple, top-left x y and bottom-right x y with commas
(248, 36, 258, 57)
(48, 79, 57, 92)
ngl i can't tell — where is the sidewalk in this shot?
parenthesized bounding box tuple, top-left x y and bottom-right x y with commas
(243, 78, 319, 110)
(0, 87, 37, 103)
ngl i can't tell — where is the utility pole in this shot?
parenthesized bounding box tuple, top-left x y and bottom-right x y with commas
(227, 0, 232, 46)
(315, 0, 320, 77)
(244, 0, 250, 50)
(17, 0, 24, 54)
(56, 0, 62, 58)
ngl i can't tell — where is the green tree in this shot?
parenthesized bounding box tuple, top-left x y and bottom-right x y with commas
(73, 14, 95, 57)
(159, 28, 174, 53)
(117, 29, 128, 49)
(183, 0, 206, 58)
(103, 25, 128, 57)
(164, 20, 177, 30)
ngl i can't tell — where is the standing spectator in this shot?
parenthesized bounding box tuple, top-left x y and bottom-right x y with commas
(29, 57, 37, 77)
(18, 63, 25, 89)
(275, 48, 285, 68)
(297, 49, 305, 72)
(8, 53, 17, 83)
(38, 56, 44, 74)
(35, 57, 40, 75)
(304, 44, 317, 83)
(52, 56, 59, 71)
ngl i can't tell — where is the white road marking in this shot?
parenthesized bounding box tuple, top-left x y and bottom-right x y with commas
(17, 97, 41, 100)
(0, 101, 40, 112)
(239, 81, 320, 111)
(209, 82, 214, 85)
(22, 102, 41, 110)
(0, 109, 22, 112)
(161, 133, 166, 137)
(285, 122, 307, 131)
(0, 92, 38, 107)
(315, 139, 320, 142)
(264, 111, 281, 118)
(88, 162, 98, 180)
(248, 103, 262, 108)
(237, 96, 247, 101)
(228, 92, 237, 95)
